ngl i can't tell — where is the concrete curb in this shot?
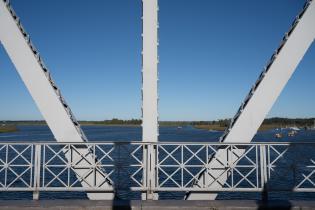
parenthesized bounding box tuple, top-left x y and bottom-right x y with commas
(0, 200, 314, 210)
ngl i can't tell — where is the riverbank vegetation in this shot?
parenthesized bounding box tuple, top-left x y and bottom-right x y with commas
(193, 117, 315, 131)
(2, 117, 314, 131)
(3, 119, 190, 127)
(0, 125, 18, 133)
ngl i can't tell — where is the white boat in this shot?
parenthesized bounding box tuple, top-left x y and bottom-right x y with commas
(289, 126, 300, 131)
(288, 130, 298, 137)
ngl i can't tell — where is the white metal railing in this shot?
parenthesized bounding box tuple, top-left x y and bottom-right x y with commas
(0, 142, 314, 199)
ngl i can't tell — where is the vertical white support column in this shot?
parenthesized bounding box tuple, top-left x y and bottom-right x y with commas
(142, 0, 159, 143)
(142, 0, 159, 200)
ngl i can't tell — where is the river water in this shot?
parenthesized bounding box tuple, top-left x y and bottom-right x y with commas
(0, 125, 314, 200)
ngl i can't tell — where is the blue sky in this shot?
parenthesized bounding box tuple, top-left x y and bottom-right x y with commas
(0, 0, 314, 121)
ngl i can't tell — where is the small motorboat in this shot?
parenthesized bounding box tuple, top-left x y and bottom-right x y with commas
(288, 130, 298, 137)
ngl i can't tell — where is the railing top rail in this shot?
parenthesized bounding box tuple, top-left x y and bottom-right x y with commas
(0, 141, 314, 145)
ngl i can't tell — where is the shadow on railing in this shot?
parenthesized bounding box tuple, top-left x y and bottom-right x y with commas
(256, 142, 315, 210)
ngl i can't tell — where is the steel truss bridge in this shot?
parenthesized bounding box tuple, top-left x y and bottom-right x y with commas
(0, 0, 315, 200)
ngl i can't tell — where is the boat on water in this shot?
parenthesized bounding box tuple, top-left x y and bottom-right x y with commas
(288, 130, 298, 137)
(289, 126, 300, 131)
(305, 121, 315, 130)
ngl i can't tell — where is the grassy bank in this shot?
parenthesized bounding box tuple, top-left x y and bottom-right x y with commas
(0, 125, 18, 133)
(194, 124, 227, 131)
(79, 122, 141, 127)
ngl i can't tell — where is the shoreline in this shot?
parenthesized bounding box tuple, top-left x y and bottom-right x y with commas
(2, 123, 188, 127)
(194, 124, 307, 132)
(0, 125, 18, 133)
(1, 118, 313, 132)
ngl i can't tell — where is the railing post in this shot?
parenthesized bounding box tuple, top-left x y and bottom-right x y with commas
(260, 145, 268, 201)
(143, 144, 157, 200)
(142, 145, 148, 200)
(33, 144, 41, 200)
(147, 144, 158, 200)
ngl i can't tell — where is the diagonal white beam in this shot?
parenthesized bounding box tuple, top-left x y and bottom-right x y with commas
(187, 0, 315, 200)
(221, 0, 315, 144)
(0, 0, 113, 199)
(0, 1, 86, 143)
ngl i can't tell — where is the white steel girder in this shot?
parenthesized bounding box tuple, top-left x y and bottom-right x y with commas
(142, 0, 159, 143)
(142, 0, 159, 200)
(0, 0, 113, 200)
(187, 0, 315, 200)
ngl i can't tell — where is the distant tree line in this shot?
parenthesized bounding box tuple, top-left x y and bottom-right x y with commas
(102, 118, 142, 125)
(262, 117, 315, 127)
(2, 117, 315, 127)
(191, 117, 315, 127)
(191, 119, 231, 127)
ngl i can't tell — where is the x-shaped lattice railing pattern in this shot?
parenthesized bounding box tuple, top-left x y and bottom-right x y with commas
(156, 144, 259, 191)
(41, 143, 145, 191)
(0, 144, 34, 190)
(266, 144, 315, 192)
(0, 142, 314, 196)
